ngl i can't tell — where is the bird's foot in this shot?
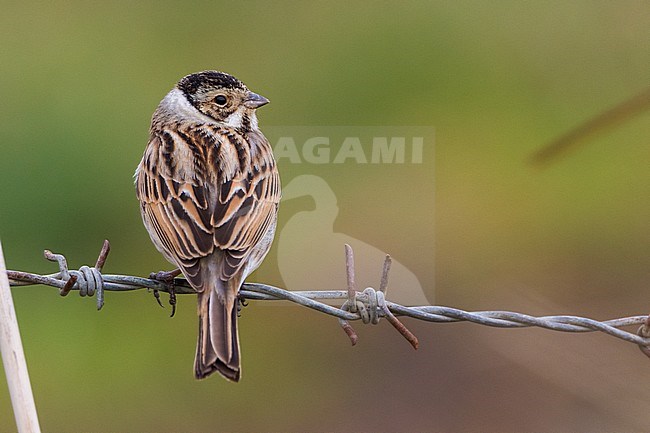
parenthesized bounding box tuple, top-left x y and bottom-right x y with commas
(149, 269, 182, 283)
(149, 269, 181, 317)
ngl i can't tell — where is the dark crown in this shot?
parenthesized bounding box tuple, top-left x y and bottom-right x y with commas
(177, 71, 245, 97)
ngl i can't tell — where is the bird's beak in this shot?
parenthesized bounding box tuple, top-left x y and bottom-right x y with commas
(243, 92, 269, 109)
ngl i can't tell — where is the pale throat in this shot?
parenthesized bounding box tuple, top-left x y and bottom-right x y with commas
(223, 108, 259, 130)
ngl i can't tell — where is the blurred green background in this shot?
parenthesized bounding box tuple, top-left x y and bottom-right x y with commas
(1, 1, 649, 431)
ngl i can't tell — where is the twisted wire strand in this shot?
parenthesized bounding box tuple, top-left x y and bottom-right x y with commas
(5, 240, 650, 356)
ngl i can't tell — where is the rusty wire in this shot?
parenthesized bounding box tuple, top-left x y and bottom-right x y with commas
(6, 240, 650, 360)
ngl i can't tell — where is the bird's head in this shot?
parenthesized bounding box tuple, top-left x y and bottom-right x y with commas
(177, 70, 269, 131)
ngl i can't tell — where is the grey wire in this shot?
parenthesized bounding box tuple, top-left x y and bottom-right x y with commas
(5, 242, 650, 353)
(6, 269, 650, 347)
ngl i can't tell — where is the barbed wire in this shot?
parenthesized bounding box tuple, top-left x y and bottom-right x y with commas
(6, 240, 650, 360)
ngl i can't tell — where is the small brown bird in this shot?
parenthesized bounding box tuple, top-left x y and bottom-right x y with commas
(135, 71, 281, 381)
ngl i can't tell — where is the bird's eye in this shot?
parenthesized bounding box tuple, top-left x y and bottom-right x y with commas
(214, 95, 228, 106)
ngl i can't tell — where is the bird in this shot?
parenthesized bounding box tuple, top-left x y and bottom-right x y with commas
(135, 71, 281, 381)
(278, 175, 430, 306)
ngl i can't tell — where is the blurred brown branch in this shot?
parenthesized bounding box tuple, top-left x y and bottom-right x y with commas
(530, 86, 650, 166)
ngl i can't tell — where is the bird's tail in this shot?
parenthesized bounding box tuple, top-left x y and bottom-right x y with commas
(195, 279, 241, 381)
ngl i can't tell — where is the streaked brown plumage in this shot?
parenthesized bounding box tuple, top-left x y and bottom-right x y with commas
(135, 71, 280, 381)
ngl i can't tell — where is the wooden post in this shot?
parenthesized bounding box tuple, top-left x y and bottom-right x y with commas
(0, 241, 41, 433)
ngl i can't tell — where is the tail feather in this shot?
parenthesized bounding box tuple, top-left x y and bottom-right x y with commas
(195, 280, 241, 381)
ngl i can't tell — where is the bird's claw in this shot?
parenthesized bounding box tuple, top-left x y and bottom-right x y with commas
(169, 288, 177, 318)
(236, 294, 248, 317)
(152, 289, 164, 308)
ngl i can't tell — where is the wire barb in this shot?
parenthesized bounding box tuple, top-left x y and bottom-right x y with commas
(338, 244, 420, 348)
(44, 241, 109, 310)
(5, 240, 650, 361)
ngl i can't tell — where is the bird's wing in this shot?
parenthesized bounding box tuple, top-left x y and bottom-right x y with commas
(136, 126, 280, 290)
